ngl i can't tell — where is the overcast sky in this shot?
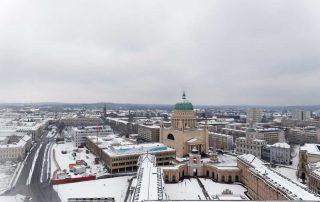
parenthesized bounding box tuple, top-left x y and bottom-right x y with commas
(0, 0, 319, 105)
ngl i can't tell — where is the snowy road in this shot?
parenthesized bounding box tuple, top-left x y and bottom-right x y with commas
(3, 130, 61, 202)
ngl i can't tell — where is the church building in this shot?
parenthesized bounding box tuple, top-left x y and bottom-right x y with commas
(160, 91, 209, 157)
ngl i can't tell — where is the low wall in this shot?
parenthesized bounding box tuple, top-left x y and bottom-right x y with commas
(50, 175, 96, 185)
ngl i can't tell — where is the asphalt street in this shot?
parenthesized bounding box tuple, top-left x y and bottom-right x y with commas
(4, 131, 61, 202)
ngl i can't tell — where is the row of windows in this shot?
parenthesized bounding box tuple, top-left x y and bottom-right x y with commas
(0, 154, 19, 158)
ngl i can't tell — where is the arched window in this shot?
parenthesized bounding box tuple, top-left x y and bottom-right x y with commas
(167, 134, 175, 140)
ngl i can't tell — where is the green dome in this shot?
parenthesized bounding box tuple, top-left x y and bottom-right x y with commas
(174, 91, 194, 111)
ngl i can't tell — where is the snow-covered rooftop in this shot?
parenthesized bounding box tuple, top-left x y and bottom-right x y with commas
(272, 142, 290, 149)
(104, 143, 174, 157)
(300, 144, 320, 155)
(238, 154, 320, 200)
(131, 154, 164, 202)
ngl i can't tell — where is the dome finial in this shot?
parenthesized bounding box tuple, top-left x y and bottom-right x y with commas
(182, 90, 186, 99)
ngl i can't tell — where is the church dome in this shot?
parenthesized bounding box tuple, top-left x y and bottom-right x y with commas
(174, 91, 194, 111)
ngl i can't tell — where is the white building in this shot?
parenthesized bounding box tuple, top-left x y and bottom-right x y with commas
(246, 108, 262, 125)
(293, 110, 311, 121)
(236, 127, 267, 158)
(0, 135, 32, 162)
(71, 126, 113, 147)
(270, 142, 290, 165)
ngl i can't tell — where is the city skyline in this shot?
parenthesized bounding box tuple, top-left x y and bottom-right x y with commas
(1, 0, 320, 105)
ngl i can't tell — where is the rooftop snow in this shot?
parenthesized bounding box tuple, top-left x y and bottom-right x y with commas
(104, 143, 174, 157)
(300, 144, 320, 155)
(238, 154, 320, 200)
(272, 142, 290, 149)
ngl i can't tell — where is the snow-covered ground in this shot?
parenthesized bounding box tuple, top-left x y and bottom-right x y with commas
(53, 176, 131, 202)
(164, 178, 248, 200)
(50, 142, 107, 179)
(165, 178, 206, 200)
(46, 129, 57, 138)
(0, 161, 18, 193)
(200, 178, 248, 199)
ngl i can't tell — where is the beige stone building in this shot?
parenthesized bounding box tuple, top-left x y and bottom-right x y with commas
(160, 92, 209, 157)
(0, 135, 32, 162)
(235, 127, 267, 158)
(297, 144, 320, 180)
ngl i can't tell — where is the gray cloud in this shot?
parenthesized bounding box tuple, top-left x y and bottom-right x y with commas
(0, 0, 320, 105)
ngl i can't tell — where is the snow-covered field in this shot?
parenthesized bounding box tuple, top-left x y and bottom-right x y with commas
(165, 178, 206, 200)
(200, 178, 248, 199)
(53, 176, 131, 202)
(50, 142, 107, 178)
(0, 161, 18, 193)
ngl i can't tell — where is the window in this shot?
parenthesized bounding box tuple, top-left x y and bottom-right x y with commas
(167, 134, 175, 140)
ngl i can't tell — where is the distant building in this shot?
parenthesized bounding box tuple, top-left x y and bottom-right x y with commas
(246, 108, 262, 125)
(235, 127, 267, 158)
(270, 142, 290, 165)
(71, 125, 113, 147)
(107, 117, 138, 137)
(293, 110, 311, 121)
(255, 128, 285, 145)
(60, 117, 104, 127)
(209, 132, 233, 151)
(287, 126, 320, 145)
(138, 122, 160, 142)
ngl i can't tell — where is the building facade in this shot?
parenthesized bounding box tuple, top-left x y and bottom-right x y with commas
(137, 123, 160, 142)
(71, 126, 113, 146)
(0, 135, 32, 162)
(238, 154, 320, 200)
(293, 110, 311, 121)
(270, 142, 290, 165)
(297, 144, 320, 181)
(235, 127, 267, 158)
(246, 108, 262, 125)
(256, 128, 285, 145)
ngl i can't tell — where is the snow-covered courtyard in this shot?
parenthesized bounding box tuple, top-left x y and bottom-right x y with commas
(165, 178, 206, 200)
(165, 178, 248, 200)
(53, 176, 131, 202)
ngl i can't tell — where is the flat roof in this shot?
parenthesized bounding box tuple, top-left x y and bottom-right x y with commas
(103, 143, 175, 157)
